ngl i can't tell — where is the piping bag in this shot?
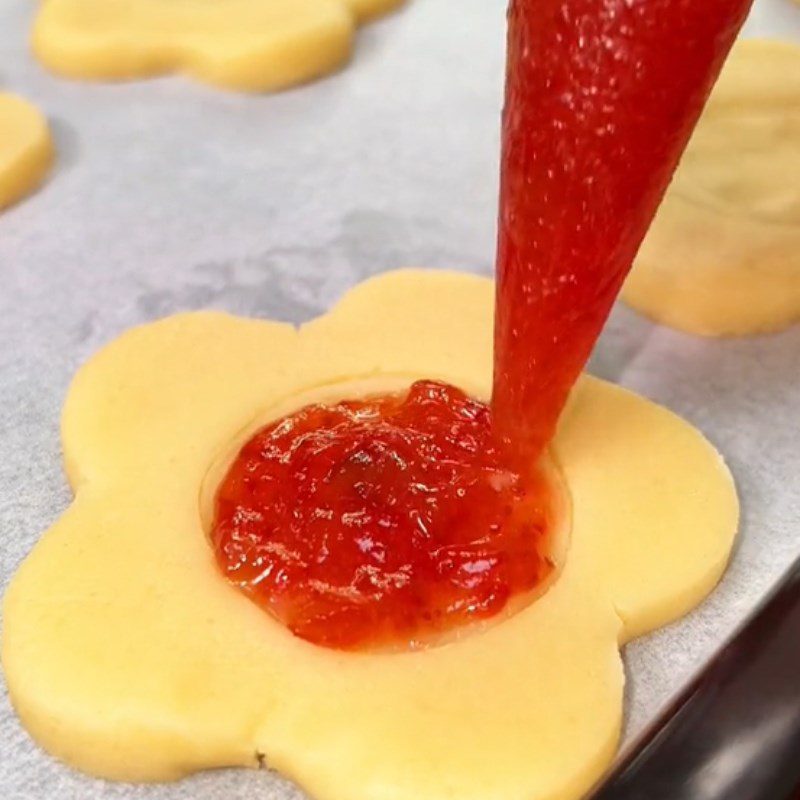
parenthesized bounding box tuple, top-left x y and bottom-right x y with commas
(492, 0, 754, 458)
(490, 4, 800, 797)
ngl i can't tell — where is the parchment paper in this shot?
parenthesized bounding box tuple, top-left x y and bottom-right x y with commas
(1, 0, 798, 797)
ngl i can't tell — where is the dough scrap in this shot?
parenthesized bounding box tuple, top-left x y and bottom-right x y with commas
(2, 270, 738, 800)
(0, 93, 53, 210)
(32, 0, 405, 92)
(624, 39, 800, 336)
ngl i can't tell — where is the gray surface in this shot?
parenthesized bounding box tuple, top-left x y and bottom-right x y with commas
(1, 0, 799, 797)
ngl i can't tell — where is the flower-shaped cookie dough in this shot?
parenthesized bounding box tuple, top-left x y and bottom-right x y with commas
(0, 93, 53, 210)
(2, 271, 738, 800)
(32, 0, 405, 93)
(624, 39, 800, 336)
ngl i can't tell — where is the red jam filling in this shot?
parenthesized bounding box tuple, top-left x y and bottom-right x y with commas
(212, 0, 750, 649)
(493, 0, 752, 460)
(212, 381, 555, 649)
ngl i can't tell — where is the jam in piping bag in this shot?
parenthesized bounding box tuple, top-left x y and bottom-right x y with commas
(493, 0, 753, 460)
(213, 0, 753, 650)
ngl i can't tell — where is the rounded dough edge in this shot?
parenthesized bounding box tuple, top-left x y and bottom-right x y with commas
(0, 93, 54, 210)
(2, 269, 738, 800)
(623, 38, 800, 337)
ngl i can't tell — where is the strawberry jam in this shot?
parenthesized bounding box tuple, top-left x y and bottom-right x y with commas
(494, 0, 752, 459)
(212, 0, 751, 649)
(212, 381, 555, 649)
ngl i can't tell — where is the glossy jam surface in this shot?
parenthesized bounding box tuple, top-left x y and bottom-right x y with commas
(493, 0, 752, 460)
(212, 381, 555, 649)
(213, 0, 752, 650)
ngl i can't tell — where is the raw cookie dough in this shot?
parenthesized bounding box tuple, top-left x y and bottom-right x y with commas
(2, 271, 738, 800)
(32, 0, 405, 92)
(0, 93, 53, 210)
(623, 39, 800, 336)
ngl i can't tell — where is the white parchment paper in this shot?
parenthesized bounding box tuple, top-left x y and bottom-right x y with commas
(1, 0, 798, 797)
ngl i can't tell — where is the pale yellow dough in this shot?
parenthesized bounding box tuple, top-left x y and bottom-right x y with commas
(2, 270, 738, 800)
(32, 0, 405, 92)
(624, 39, 800, 336)
(0, 93, 53, 210)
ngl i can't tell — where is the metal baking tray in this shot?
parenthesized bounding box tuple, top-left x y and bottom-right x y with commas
(1, 0, 798, 797)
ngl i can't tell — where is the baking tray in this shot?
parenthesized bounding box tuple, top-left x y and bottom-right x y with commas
(1, 0, 799, 797)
